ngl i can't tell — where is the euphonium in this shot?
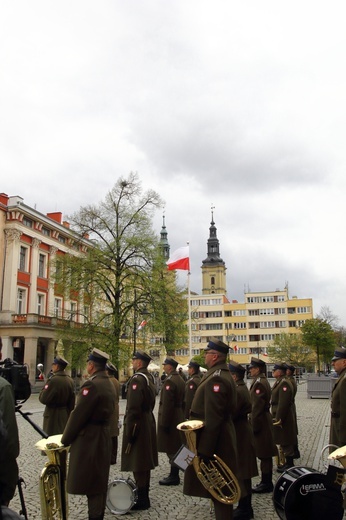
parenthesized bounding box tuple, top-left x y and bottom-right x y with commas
(35, 434, 69, 520)
(177, 420, 241, 505)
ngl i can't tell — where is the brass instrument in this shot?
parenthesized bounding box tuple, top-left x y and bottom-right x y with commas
(35, 434, 69, 520)
(276, 445, 286, 467)
(177, 420, 241, 505)
(328, 444, 346, 469)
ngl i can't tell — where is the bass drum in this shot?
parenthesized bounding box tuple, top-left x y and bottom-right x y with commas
(273, 466, 343, 520)
(106, 478, 137, 515)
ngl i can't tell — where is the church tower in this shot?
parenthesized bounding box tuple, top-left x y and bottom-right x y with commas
(201, 207, 227, 295)
(159, 212, 170, 260)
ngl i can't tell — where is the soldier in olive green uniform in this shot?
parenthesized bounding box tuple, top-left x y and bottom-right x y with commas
(0, 376, 19, 507)
(183, 338, 238, 520)
(284, 363, 300, 459)
(183, 360, 202, 420)
(229, 360, 258, 520)
(249, 357, 277, 494)
(121, 350, 158, 510)
(106, 363, 120, 465)
(157, 357, 185, 486)
(330, 347, 346, 448)
(271, 362, 297, 473)
(39, 356, 75, 436)
(62, 348, 116, 520)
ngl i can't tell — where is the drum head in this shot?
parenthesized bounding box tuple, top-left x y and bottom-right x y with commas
(273, 466, 343, 520)
(106, 479, 137, 515)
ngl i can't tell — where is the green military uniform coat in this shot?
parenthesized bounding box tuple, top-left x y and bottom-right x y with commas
(39, 371, 75, 436)
(183, 362, 238, 499)
(249, 373, 277, 458)
(157, 370, 185, 454)
(184, 373, 202, 420)
(121, 368, 158, 472)
(271, 376, 297, 446)
(61, 370, 116, 495)
(0, 377, 19, 505)
(330, 368, 346, 447)
(233, 379, 258, 480)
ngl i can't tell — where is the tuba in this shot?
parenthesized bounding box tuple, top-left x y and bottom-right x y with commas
(35, 434, 69, 520)
(177, 420, 241, 504)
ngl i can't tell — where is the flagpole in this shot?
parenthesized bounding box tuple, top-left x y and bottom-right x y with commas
(187, 242, 192, 359)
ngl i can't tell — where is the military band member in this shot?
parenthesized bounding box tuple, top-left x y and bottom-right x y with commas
(330, 347, 346, 449)
(61, 348, 116, 520)
(284, 363, 300, 459)
(271, 362, 297, 473)
(158, 357, 185, 486)
(183, 338, 238, 520)
(248, 357, 277, 494)
(121, 350, 158, 510)
(183, 360, 202, 420)
(229, 360, 258, 520)
(39, 356, 75, 436)
(106, 363, 120, 465)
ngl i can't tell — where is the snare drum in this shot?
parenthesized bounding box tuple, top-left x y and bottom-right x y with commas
(106, 478, 137, 515)
(273, 466, 343, 520)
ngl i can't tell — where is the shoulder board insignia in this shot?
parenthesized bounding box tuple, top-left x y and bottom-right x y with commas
(213, 369, 221, 377)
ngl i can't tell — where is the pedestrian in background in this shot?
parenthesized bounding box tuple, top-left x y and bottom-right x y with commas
(121, 350, 158, 510)
(271, 362, 297, 473)
(158, 357, 185, 486)
(39, 356, 75, 436)
(248, 357, 277, 494)
(183, 360, 202, 420)
(106, 363, 120, 465)
(61, 348, 116, 520)
(229, 360, 258, 520)
(183, 338, 238, 520)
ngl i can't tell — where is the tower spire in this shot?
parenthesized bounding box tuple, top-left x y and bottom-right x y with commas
(201, 206, 227, 295)
(159, 209, 170, 259)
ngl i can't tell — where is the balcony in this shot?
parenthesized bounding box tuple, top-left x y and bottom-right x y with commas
(10, 313, 84, 328)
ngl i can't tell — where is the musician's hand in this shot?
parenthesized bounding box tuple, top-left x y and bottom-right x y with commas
(198, 453, 212, 464)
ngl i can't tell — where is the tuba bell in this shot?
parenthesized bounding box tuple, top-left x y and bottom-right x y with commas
(35, 434, 69, 520)
(177, 420, 241, 505)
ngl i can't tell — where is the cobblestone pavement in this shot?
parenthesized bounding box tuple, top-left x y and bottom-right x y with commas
(9, 380, 345, 519)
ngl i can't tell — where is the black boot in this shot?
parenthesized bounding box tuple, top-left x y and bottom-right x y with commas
(276, 456, 294, 473)
(132, 487, 150, 510)
(252, 472, 273, 494)
(234, 494, 254, 519)
(159, 465, 180, 486)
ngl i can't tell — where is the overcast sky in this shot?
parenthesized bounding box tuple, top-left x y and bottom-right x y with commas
(1, 1, 346, 325)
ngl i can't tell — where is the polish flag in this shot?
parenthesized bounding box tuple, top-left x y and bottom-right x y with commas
(138, 320, 148, 331)
(166, 246, 190, 271)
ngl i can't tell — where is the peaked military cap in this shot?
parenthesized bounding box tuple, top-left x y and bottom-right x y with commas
(273, 362, 287, 371)
(188, 360, 200, 371)
(53, 356, 68, 368)
(162, 357, 178, 368)
(88, 348, 109, 364)
(132, 350, 152, 363)
(285, 364, 295, 372)
(228, 360, 246, 376)
(331, 347, 346, 362)
(204, 337, 229, 355)
(248, 357, 266, 369)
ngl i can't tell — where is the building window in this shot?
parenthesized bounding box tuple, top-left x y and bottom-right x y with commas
(69, 302, 77, 321)
(19, 246, 28, 272)
(42, 227, 50, 236)
(38, 253, 47, 278)
(17, 288, 26, 314)
(23, 216, 33, 228)
(54, 298, 62, 317)
(58, 235, 66, 244)
(37, 294, 45, 315)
